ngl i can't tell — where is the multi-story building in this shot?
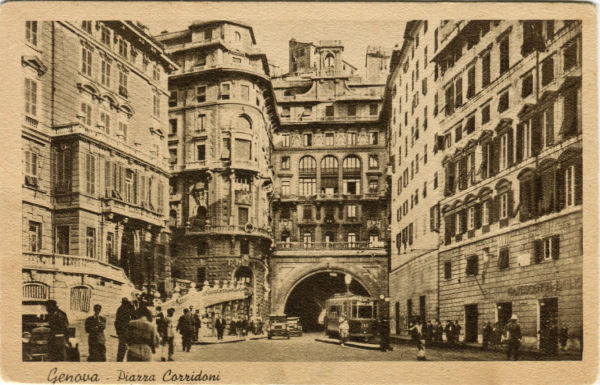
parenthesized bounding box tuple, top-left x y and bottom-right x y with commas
(155, 21, 279, 320)
(22, 21, 176, 318)
(386, 20, 443, 336)
(269, 39, 390, 331)
(433, 20, 582, 349)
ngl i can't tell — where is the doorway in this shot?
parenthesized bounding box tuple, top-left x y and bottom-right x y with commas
(539, 297, 558, 349)
(395, 302, 400, 334)
(496, 302, 512, 328)
(464, 304, 479, 343)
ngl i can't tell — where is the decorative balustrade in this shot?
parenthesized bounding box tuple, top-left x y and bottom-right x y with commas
(23, 251, 129, 283)
(184, 224, 272, 238)
(274, 241, 386, 251)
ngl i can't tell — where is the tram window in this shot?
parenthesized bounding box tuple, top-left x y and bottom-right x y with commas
(358, 305, 373, 318)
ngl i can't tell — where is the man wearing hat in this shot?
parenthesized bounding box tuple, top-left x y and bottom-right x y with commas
(114, 297, 135, 361)
(45, 300, 69, 361)
(504, 314, 522, 360)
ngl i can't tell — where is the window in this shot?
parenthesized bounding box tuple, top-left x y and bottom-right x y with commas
(562, 86, 579, 138)
(85, 153, 96, 194)
(325, 105, 334, 117)
(482, 200, 491, 225)
(169, 149, 177, 164)
(153, 94, 160, 118)
(343, 179, 360, 195)
(197, 114, 206, 131)
(302, 233, 313, 248)
(101, 25, 111, 46)
(197, 144, 206, 161)
(85, 227, 96, 258)
(152, 65, 160, 81)
(325, 133, 334, 146)
(24, 78, 37, 116)
(220, 83, 230, 100)
(467, 66, 475, 98)
(281, 134, 290, 147)
(543, 104, 554, 147)
(28, 221, 42, 252)
(444, 83, 454, 116)
(101, 59, 111, 88)
(346, 204, 358, 220)
(238, 207, 249, 226)
(500, 134, 508, 170)
(433, 172, 438, 189)
(498, 247, 509, 269)
(25, 21, 37, 46)
(423, 144, 428, 164)
(500, 192, 509, 219)
(99, 111, 110, 133)
(468, 206, 475, 230)
(79, 103, 92, 126)
(368, 155, 379, 169)
(369, 179, 378, 193)
(303, 205, 312, 220)
(348, 132, 357, 146)
(81, 45, 92, 76)
(204, 29, 212, 41)
(299, 178, 316, 195)
(118, 37, 128, 59)
(481, 103, 490, 124)
(81, 21, 92, 34)
(522, 73, 533, 97)
(455, 76, 463, 108)
(281, 180, 290, 196)
(482, 51, 491, 87)
(118, 122, 127, 140)
(299, 133, 311, 147)
(563, 39, 578, 71)
(455, 125, 462, 142)
(196, 86, 206, 103)
(565, 164, 575, 207)
(466, 255, 479, 275)
(303, 106, 312, 116)
(370, 104, 378, 115)
(369, 132, 378, 145)
(541, 56, 554, 86)
(56, 226, 70, 255)
(240, 85, 250, 101)
(234, 139, 251, 160)
(498, 90, 509, 112)
(499, 37, 509, 75)
(441, 260, 453, 280)
(118, 68, 128, 97)
(280, 156, 290, 170)
(347, 104, 356, 116)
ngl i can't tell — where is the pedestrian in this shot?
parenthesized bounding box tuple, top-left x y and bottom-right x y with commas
(504, 314, 522, 360)
(409, 321, 425, 360)
(482, 321, 493, 350)
(164, 308, 176, 361)
(425, 320, 434, 342)
(45, 300, 69, 362)
(559, 326, 569, 351)
(444, 320, 453, 346)
(193, 310, 201, 342)
(453, 320, 462, 344)
(126, 307, 160, 362)
(155, 306, 168, 361)
(114, 297, 134, 362)
(338, 313, 349, 346)
(176, 308, 195, 352)
(84, 304, 106, 361)
(434, 319, 443, 343)
(215, 314, 225, 340)
(378, 316, 392, 352)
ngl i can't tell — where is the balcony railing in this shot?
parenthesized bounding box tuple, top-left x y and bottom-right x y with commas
(23, 252, 129, 284)
(280, 114, 379, 123)
(274, 241, 386, 250)
(184, 224, 272, 239)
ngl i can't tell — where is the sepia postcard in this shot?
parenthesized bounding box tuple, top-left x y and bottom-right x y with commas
(0, 2, 597, 384)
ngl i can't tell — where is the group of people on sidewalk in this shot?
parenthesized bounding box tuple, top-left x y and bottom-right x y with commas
(407, 319, 462, 346)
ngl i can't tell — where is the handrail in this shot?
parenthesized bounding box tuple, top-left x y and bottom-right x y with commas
(274, 241, 387, 250)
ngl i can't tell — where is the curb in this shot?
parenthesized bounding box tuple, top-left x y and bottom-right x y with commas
(194, 338, 246, 345)
(315, 338, 382, 351)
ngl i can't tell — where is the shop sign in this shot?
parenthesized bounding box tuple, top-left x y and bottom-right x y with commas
(507, 277, 582, 297)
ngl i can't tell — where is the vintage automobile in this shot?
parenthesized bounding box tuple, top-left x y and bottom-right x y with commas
(267, 314, 290, 339)
(22, 300, 80, 361)
(286, 316, 303, 337)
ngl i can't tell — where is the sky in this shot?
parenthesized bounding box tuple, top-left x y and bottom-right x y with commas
(146, 19, 406, 75)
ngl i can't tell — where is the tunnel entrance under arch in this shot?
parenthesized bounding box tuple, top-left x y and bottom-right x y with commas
(283, 271, 370, 332)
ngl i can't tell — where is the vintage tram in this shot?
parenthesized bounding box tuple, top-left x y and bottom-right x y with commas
(324, 294, 378, 342)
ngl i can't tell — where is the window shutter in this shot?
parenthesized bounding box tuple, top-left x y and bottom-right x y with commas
(460, 157, 468, 190)
(430, 206, 435, 231)
(519, 178, 530, 222)
(556, 167, 565, 211)
(105, 160, 111, 196)
(531, 114, 542, 156)
(444, 215, 453, 245)
(133, 172, 138, 205)
(507, 129, 514, 166)
(551, 235, 560, 260)
(490, 195, 498, 223)
(460, 209, 467, 233)
(474, 203, 482, 228)
(516, 123, 524, 163)
(489, 139, 498, 176)
(481, 143, 488, 179)
(533, 239, 543, 264)
(574, 161, 582, 206)
(508, 190, 514, 218)
(445, 162, 455, 196)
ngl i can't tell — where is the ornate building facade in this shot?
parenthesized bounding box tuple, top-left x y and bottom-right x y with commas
(156, 21, 279, 319)
(269, 39, 390, 328)
(22, 20, 175, 318)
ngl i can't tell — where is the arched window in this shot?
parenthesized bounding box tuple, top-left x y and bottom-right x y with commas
(342, 155, 361, 195)
(320, 156, 338, 174)
(23, 282, 48, 300)
(325, 53, 335, 69)
(169, 209, 177, 226)
(235, 115, 252, 131)
(320, 155, 339, 194)
(343, 155, 361, 173)
(299, 156, 316, 174)
(70, 285, 92, 313)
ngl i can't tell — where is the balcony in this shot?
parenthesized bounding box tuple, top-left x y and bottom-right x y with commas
(53, 123, 168, 170)
(280, 114, 380, 125)
(273, 241, 387, 257)
(23, 252, 129, 284)
(184, 224, 272, 239)
(102, 198, 165, 227)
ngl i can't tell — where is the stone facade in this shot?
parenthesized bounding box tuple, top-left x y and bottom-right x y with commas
(22, 20, 175, 320)
(156, 21, 279, 320)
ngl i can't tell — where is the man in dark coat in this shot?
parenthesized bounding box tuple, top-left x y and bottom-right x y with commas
(84, 304, 106, 361)
(453, 320, 462, 344)
(193, 310, 202, 342)
(504, 314, 522, 360)
(114, 297, 134, 361)
(214, 314, 225, 340)
(482, 321, 493, 350)
(46, 300, 69, 361)
(176, 308, 195, 352)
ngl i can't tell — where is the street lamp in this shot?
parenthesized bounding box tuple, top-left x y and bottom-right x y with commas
(344, 274, 352, 295)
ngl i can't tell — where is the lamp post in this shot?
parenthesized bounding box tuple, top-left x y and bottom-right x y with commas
(344, 274, 352, 295)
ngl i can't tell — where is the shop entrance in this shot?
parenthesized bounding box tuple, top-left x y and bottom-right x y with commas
(496, 302, 513, 328)
(464, 304, 479, 343)
(539, 297, 558, 350)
